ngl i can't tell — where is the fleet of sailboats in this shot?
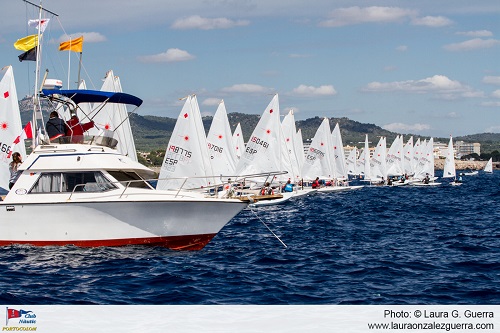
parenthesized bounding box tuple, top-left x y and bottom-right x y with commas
(0, 1, 496, 250)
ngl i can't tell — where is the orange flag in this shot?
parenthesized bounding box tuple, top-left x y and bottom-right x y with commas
(59, 36, 83, 52)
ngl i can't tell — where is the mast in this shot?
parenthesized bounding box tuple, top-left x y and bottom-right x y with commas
(22, 0, 59, 145)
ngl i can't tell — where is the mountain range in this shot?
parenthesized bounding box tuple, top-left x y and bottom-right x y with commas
(19, 96, 500, 154)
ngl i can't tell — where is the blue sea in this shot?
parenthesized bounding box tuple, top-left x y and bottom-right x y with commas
(1, 171, 499, 305)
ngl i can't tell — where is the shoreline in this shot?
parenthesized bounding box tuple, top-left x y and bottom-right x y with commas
(434, 159, 495, 170)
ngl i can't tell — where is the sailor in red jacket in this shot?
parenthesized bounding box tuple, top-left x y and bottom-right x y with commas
(66, 113, 95, 143)
(311, 177, 320, 189)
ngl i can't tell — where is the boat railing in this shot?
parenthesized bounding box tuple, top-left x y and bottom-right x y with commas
(47, 135, 118, 149)
(67, 171, 288, 201)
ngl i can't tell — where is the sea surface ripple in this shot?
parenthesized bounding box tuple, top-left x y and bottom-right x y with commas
(0, 172, 499, 305)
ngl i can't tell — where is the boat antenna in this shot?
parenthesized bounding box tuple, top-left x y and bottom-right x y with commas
(248, 207, 287, 248)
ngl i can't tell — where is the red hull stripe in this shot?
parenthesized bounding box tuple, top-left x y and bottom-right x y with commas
(0, 233, 217, 251)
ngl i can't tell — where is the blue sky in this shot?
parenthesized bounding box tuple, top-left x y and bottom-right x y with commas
(1, 0, 500, 138)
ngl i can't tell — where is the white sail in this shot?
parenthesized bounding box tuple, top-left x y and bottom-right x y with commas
(369, 136, 387, 181)
(232, 123, 244, 160)
(86, 70, 137, 161)
(295, 128, 305, 175)
(443, 136, 456, 178)
(412, 138, 422, 173)
(206, 100, 237, 178)
(0, 66, 26, 190)
(75, 79, 92, 121)
(281, 110, 301, 183)
(157, 95, 214, 190)
(331, 123, 347, 179)
(346, 147, 357, 175)
(484, 158, 493, 173)
(235, 94, 283, 182)
(301, 118, 333, 180)
(386, 135, 404, 176)
(403, 136, 414, 176)
(362, 135, 371, 179)
(414, 138, 435, 180)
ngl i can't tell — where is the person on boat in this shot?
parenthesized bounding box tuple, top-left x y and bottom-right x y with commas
(261, 182, 274, 195)
(282, 179, 294, 193)
(8, 152, 22, 190)
(66, 111, 95, 143)
(387, 177, 393, 186)
(423, 174, 430, 184)
(46, 111, 67, 142)
(311, 177, 320, 189)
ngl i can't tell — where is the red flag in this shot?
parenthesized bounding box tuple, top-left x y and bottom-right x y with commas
(7, 309, 21, 320)
(13, 121, 33, 144)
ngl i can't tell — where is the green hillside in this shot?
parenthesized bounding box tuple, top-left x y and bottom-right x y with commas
(18, 96, 500, 157)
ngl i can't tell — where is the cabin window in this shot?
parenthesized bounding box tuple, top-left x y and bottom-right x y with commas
(107, 171, 152, 189)
(30, 172, 116, 193)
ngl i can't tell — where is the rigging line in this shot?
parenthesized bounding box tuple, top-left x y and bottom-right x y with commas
(248, 206, 287, 249)
(22, 0, 59, 16)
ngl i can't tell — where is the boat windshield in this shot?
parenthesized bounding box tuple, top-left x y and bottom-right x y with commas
(29, 171, 116, 193)
(107, 171, 152, 189)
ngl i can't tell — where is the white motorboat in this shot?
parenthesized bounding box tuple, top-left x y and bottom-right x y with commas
(0, 89, 247, 250)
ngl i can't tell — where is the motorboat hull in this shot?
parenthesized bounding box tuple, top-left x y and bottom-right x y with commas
(0, 199, 246, 250)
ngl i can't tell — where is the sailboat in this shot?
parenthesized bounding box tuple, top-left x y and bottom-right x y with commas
(326, 123, 363, 192)
(0, 6, 247, 250)
(403, 136, 414, 177)
(0, 66, 27, 192)
(369, 136, 387, 185)
(386, 135, 407, 186)
(443, 136, 461, 186)
(234, 94, 292, 206)
(301, 118, 333, 184)
(206, 100, 237, 179)
(157, 95, 215, 191)
(412, 137, 441, 186)
(484, 158, 493, 173)
(85, 70, 138, 161)
(232, 123, 244, 160)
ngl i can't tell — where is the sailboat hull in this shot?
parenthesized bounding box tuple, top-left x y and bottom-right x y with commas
(0, 200, 246, 250)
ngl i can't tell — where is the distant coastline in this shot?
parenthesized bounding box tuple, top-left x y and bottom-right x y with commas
(434, 159, 493, 171)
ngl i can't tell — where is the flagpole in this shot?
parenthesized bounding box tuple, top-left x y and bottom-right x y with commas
(77, 52, 82, 88)
(67, 44, 71, 89)
(32, 3, 43, 144)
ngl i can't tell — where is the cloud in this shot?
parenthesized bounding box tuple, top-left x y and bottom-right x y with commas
(481, 101, 500, 107)
(483, 76, 500, 85)
(457, 30, 493, 37)
(362, 75, 481, 99)
(411, 16, 453, 27)
(202, 98, 222, 106)
(171, 15, 250, 30)
(383, 123, 431, 132)
(484, 125, 500, 133)
(443, 38, 500, 51)
(491, 90, 500, 98)
(291, 84, 337, 96)
(446, 112, 460, 119)
(221, 84, 272, 93)
(396, 45, 408, 52)
(58, 32, 106, 43)
(138, 48, 195, 63)
(318, 6, 416, 27)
